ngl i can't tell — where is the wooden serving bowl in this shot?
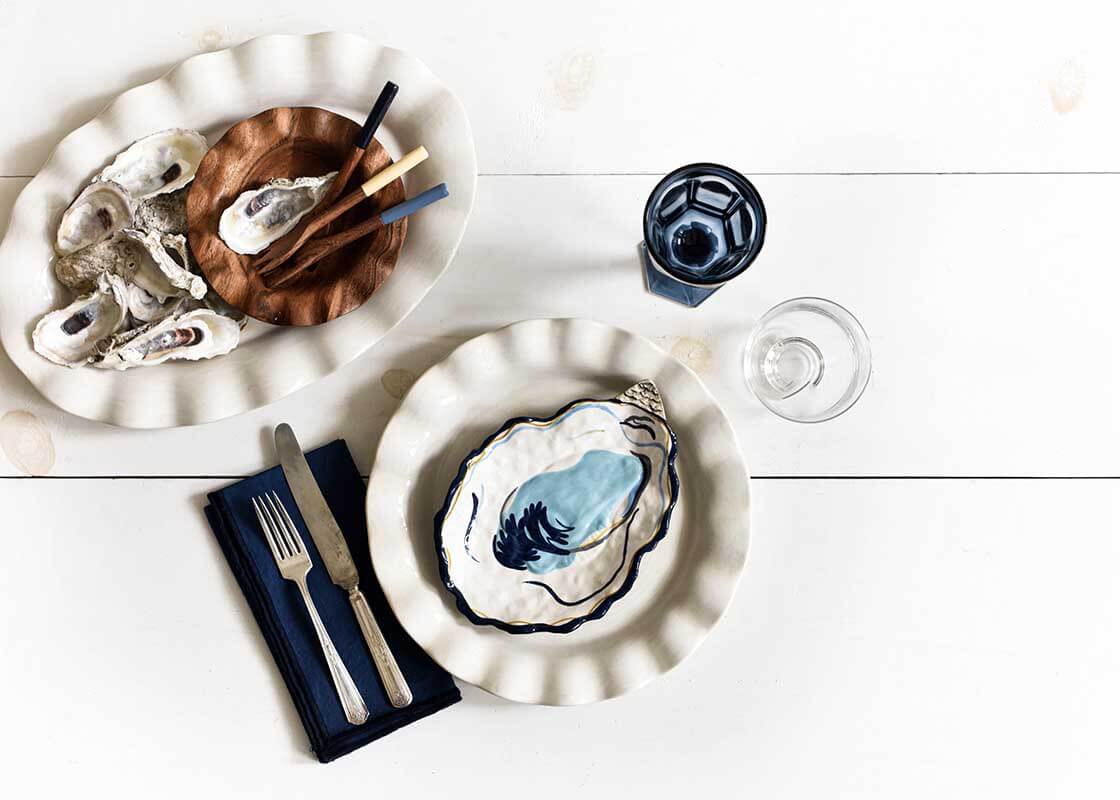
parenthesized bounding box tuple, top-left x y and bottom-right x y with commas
(187, 107, 407, 326)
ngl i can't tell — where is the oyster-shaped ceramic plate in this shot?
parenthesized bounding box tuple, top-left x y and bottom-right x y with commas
(436, 380, 679, 634)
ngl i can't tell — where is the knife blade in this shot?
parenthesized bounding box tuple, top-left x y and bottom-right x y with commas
(274, 423, 414, 708)
(275, 423, 359, 589)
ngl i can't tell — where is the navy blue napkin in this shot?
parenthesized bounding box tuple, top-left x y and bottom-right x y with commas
(205, 439, 460, 762)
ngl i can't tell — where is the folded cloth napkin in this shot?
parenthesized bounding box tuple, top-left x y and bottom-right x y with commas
(205, 439, 460, 762)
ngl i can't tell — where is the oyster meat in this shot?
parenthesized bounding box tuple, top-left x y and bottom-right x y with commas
(32, 272, 128, 366)
(55, 180, 133, 255)
(218, 172, 337, 255)
(435, 381, 680, 634)
(121, 228, 206, 300)
(95, 308, 240, 370)
(98, 129, 208, 200)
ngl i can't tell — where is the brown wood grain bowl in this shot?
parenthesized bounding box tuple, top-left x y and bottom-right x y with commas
(186, 107, 407, 326)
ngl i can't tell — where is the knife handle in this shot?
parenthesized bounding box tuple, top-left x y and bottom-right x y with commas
(349, 587, 413, 708)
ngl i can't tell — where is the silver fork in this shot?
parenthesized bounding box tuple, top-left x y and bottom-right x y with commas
(253, 491, 370, 726)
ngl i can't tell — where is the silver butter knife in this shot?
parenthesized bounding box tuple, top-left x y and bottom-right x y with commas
(275, 423, 414, 708)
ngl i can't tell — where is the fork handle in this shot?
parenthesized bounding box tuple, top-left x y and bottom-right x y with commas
(349, 588, 413, 708)
(297, 580, 369, 725)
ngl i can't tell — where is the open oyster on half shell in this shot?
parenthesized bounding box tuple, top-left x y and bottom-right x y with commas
(55, 180, 134, 256)
(32, 272, 128, 366)
(218, 172, 337, 255)
(435, 380, 680, 634)
(94, 308, 240, 370)
(98, 128, 208, 201)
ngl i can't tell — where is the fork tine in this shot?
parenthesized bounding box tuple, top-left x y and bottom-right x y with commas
(261, 493, 289, 555)
(260, 495, 292, 558)
(270, 491, 306, 554)
(252, 496, 285, 562)
(263, 492, 293, 555)
(265, 492, 300, 556)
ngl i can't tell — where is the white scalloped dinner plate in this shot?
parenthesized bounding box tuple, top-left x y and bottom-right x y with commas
(366, 319, 750, 704)
(0, 33, 475, 427)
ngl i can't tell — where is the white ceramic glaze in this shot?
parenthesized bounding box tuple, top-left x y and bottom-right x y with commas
(367, 319, 750, 704)
(0, 32, 476, 427)
(436, 381, 679, 634)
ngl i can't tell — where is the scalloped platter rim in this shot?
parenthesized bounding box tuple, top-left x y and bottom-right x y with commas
(0, 32, 476, 427)
(366, 318, 751, 704)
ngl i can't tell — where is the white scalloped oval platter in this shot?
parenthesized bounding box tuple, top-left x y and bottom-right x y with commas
(0, 33, 475, 427)
(367, 319, 750, 704)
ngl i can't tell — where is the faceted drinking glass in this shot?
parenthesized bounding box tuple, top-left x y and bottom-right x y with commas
(641, 163, 766, 307)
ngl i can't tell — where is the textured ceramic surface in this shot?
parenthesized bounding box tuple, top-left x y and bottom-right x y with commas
(436, 381, 680, 634)
(367, 319, 750, 704)
(0, 33, 475, 427)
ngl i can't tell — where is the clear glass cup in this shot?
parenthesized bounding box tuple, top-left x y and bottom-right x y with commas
(744, 298, 872, 423)
(641, 163, 766, 307)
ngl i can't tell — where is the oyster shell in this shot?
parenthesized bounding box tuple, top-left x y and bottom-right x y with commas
(195, 289, 248, 329)
(55, 180, 133, 255)
(32, 272, 128, 366)
(126, 284, 187, 323)
(54, 234, 140, 292)
(435, 381, 680, 634)
(98, 129, 208, 200)
(133, 187, 188, 236)
(121, 229, 206, 300)
(94, 308, 240, 370)
(92, 317, 157, 359)
(37, 125, 247, 373)
(218, 172, 337, 255)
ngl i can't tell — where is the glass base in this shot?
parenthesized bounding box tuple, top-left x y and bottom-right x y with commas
(640, 244, 719, 307)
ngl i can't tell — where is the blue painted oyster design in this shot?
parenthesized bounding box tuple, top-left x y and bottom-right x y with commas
(493, 450, 645, 575)
(435, 381, 679, 634)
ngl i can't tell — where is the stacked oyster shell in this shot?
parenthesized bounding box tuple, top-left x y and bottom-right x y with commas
(34, 128, 245, 370)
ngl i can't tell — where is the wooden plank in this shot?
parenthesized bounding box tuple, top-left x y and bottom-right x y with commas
(0, 2, 1118, 176)
(2, 173, 1116, 477)
(0, 478, 1113, 796)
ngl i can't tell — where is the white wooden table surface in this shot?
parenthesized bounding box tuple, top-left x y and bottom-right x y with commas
(2, 2, 1118, 797)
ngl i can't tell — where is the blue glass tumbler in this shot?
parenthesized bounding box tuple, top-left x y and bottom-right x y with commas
(641, 163, 766, 306)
